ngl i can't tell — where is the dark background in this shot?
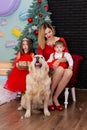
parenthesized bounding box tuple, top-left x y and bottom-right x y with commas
(48, 0, 87, 89)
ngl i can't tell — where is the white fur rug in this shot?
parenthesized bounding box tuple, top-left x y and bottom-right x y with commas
(0, 76, 17, 105)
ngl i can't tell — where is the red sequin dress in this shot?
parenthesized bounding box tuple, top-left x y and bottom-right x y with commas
(38, 37, 69, 60)
(4, 53, 33, 92)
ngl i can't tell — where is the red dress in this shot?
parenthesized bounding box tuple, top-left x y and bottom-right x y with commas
(38, 37, 69, 61)
(4, 53, 33, 92)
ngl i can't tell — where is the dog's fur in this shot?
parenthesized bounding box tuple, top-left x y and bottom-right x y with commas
(18, 55, 51, 118)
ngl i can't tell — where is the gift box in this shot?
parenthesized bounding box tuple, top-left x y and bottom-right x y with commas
(18, 61, 28, 70)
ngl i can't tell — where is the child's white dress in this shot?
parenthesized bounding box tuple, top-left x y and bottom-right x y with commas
(0, 76, 17, 105)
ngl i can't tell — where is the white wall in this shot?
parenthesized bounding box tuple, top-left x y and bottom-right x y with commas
(0, 0, 32, 61)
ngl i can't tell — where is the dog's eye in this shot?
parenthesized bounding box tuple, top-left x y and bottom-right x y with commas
(41, 56, 43, 59)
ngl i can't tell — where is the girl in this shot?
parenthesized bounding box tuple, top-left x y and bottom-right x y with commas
(38, 22, 73, 111)
(4, 38, 34, 100)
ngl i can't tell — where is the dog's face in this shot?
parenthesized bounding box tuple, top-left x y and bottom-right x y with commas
(33, 55, 45, 68)
(29, 55, 49, 73)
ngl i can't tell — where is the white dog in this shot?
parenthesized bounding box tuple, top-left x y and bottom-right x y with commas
(18, 55, 51, 118)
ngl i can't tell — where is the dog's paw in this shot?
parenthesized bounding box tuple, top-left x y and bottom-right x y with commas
(18, 106, 23, 111)
(44, 109, 50, 116)
(24, 110, 31, 118)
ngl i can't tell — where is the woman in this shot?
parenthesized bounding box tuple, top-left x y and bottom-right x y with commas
(38, 22, 73, 111)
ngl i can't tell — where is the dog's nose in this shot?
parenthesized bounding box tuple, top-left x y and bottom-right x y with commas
(36, 56, 39, 61)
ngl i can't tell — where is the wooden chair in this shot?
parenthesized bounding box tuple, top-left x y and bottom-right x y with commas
(64, 54, 84, 109)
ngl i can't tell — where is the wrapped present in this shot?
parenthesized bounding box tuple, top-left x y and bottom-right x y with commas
(18, 61, 28, 70)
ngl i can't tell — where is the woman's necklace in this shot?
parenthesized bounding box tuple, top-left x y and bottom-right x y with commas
(46, 37, 56, 46)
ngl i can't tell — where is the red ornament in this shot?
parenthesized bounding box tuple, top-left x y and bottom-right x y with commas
(44, 5, 49, 10)
(38, 0, 41, 3)
(27, 17, 33, 23)
(39, 13, 43, 17)
(34, 30, 38, 35)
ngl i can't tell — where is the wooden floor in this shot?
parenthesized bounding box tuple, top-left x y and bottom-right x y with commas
(0, 89, 87, 130)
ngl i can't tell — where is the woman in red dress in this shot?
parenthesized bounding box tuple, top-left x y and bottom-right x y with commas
(4, 38, 34, 100)
(38, 22, 73, 111)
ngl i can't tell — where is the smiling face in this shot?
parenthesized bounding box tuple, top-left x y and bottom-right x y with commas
(44, 27, 53, 39)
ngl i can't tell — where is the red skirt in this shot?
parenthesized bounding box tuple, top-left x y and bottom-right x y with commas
(4, 54, 33, 92)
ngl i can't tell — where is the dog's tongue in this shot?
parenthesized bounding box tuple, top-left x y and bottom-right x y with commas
(35, 62, 40, 65)
(35, 62, 42, 67)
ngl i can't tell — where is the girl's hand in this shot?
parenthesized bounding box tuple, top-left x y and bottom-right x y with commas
(16, 62, 19, 68)
(17, 61, 28, 70)
(16, 62, 22, 69)
(31, 53, 34, 58)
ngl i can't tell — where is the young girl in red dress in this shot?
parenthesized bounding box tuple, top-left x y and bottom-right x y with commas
(4, 38, 34, 100)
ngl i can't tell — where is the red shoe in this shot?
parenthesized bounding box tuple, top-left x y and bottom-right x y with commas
(48, 105, 55, 111)
(54, 105, 64, 111)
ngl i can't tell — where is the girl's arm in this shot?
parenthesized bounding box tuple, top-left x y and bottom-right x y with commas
(31, 53, 34, 59)
(13, 52, 21, 68)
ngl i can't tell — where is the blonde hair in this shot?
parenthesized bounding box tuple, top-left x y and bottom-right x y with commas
(38, 22, 55, 49)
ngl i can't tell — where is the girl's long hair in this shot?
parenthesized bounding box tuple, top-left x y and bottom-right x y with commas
(38, 22, 55, 49)
(19, 38, 33, 55)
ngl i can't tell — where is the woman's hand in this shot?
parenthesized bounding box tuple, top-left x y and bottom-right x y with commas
(68, 66, 73, 70)
(53, 57, 67, 69)
(53, 60, 60, 69)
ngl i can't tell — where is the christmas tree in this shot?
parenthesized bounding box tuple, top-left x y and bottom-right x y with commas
(14, 0, 52, 54)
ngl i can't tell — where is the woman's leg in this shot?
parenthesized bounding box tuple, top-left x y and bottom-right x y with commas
(49, 67, 64, 104)
(53, 68, 73, 106)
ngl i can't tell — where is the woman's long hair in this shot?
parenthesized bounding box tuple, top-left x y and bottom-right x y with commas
(38, 22, 55, 49)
